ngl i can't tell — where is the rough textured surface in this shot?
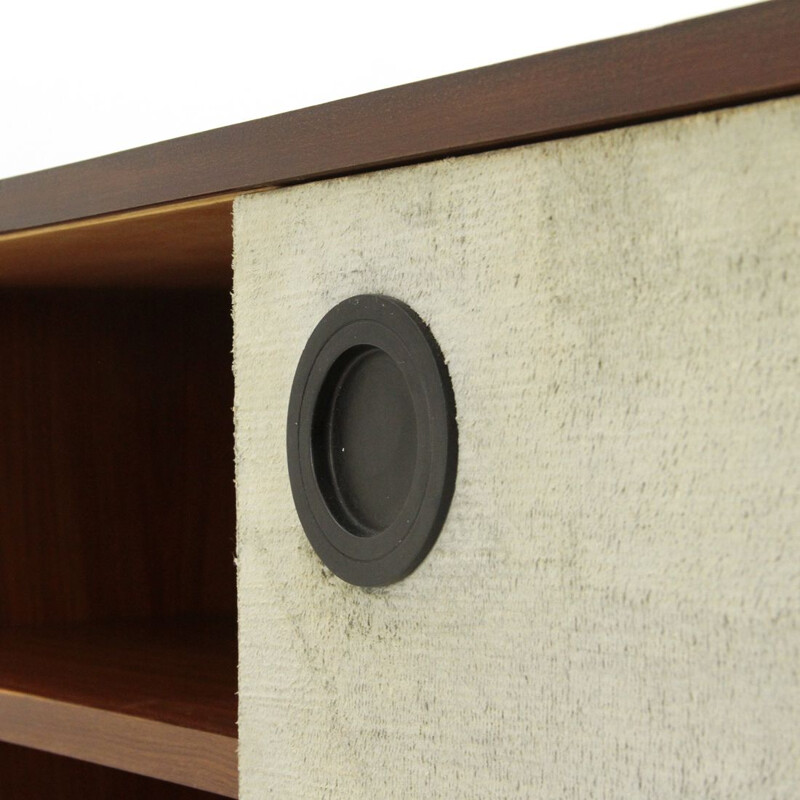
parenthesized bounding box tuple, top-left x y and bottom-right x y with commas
(233, 97, 800, 799)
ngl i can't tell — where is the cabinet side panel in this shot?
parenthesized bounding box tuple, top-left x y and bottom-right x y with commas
(233, 97, 800, 799)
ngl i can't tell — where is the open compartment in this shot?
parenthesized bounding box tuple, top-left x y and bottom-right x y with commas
(0, 286, 237, 796)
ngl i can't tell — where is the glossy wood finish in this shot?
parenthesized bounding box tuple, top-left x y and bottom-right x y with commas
(0, 622, 237, 736)
(0, 1, 797, 235)
(0, 694, 236, 796)
(0, 743, 228, 799)
(0, 289, 235, 626)
(0, 195, 237, 287)
(0, 622, 236, 796)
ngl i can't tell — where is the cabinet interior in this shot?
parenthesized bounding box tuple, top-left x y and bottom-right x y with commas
(0, 206, 238, 797)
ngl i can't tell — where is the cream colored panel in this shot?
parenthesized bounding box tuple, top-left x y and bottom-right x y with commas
(233, 96, 800, 798)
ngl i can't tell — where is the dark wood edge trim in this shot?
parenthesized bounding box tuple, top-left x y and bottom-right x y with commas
(0, 690, 238, 797)
(1, 0, 798, 234)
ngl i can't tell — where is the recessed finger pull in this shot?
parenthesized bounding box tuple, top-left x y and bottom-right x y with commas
(286, 295, 457, 586)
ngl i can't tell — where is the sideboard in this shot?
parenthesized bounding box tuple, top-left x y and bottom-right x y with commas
(0, 2, 798, 797)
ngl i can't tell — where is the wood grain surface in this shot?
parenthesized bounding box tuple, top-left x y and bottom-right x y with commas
(0, 194, 237, 287)
(0, 621, 236, 794)
(0, 691, 237, 796)
(0, 742, 228, 799)
(0, 1, 797, 234)
(0, 621, 237, 737)
(0, 288, 236, 625)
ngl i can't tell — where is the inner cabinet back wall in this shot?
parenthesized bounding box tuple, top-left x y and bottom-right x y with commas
(0, 288, 235, 626)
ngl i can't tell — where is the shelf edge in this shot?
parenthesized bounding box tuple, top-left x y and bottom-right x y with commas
(0, 689, 237, 798)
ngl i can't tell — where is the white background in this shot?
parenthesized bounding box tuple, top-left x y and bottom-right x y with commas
(0, 0, 747, 180)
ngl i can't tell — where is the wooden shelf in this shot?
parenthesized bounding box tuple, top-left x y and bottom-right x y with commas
(0, 621, 237, 797)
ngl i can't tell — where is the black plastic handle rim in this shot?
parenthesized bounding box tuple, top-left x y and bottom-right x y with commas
(286, 294, 458, 586)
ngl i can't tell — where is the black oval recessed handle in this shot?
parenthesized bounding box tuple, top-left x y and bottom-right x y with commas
(286, 294, 458, 586)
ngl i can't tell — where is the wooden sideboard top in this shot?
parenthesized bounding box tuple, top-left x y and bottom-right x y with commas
(2, 0, 799, 235)
(0, 0, 797, 285)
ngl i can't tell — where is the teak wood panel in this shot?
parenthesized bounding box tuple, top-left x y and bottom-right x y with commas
(0, 742, 227, 799)
(0, 288, 236, 625)
(0, 622, 236, 796)
(0, 1, 797, 233)
(0, 622, 237, 737)
(0, 693, 236, 796)
(0, 195, 236, 287)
